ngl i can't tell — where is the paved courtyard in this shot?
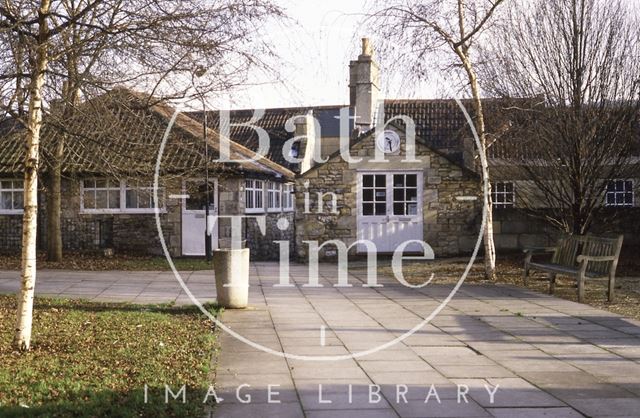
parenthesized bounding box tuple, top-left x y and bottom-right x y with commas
(2, 263, 640, 417)
(0, 269, 217, 304)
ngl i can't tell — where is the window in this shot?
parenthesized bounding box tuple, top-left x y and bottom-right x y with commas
(125, 181, 164, 211)
(0, 179, 24, 214)
(81, 179, 165, 213)
(267, 181, 282, 212)
(245, 179, 264, 213)
(282, 183, 294, 212)
(393, 174, 418, 215)
(492, 182, 515, 209)
(361, 174, 387, 216)
(289, 141, 300, 159)
(82, 179, 121, 211)
(605, 180, 634, 207)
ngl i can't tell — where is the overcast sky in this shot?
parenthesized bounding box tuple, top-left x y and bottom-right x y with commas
(223, 0, 639, 110)
(223, 0, 367, 109)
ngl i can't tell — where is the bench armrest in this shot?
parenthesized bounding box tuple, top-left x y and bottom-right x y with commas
(576, 255, 616, 263)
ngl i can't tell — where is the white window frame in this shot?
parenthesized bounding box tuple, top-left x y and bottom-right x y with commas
(124, 181, 166, 213)
(492, 182, 515, 209)
(282, 183, 294, 212)
(80, 178, 166, 214)
(267, 181, 282, 213)
(605, 179, 634, 208)
(0, 179, 24, 215)
(245, 179, 265, 214)
(80, 178, 121, 214)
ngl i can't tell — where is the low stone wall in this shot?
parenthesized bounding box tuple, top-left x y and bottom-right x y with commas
(492, 208, 640, 251)
(245, 212, 295, 261)
(0, 215, 22, 253)
(492, 209, 559, 250)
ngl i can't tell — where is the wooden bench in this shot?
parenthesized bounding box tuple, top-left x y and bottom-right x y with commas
(523, 235, 623, 303)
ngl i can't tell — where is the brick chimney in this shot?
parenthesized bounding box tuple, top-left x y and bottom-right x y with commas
(349, 38, 380, 130)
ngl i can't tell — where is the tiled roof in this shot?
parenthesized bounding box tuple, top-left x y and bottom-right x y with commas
(0, 120, 25, 174)
(188, 106, 353, 170)
(0, 89, 294, 180)
(384, 99, 471, 152)
(188, 99, 521, 171)
(384, 98, 531, 161)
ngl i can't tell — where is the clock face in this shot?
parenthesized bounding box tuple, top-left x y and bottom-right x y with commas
(376, 130, 401, 154)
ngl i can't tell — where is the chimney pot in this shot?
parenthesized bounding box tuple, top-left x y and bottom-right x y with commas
(361, 38, 372, 56)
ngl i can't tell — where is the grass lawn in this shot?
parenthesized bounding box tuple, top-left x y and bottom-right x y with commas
(0, 295, 219, 417)
(378, 252, 640, 321)
(0, 253, 213, 271)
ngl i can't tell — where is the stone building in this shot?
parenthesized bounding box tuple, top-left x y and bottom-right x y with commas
(1, 39, 638, 260)
(0, 89, 295, 259)
(294, 124, 481, 259)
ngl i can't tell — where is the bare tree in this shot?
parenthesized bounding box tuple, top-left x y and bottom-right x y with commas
(483, 0, 640, 235)
(36, 0, 284, 261)
(0, 0, 284, 351)
(367, 0, 506, 279)
(2, 0, 56, 351)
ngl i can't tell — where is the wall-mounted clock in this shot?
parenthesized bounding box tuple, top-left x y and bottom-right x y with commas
(375, 130, 401, 154)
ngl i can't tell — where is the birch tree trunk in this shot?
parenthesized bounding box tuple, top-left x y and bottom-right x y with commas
(14, 0, 51, 352)
(456, 45, 497, 280)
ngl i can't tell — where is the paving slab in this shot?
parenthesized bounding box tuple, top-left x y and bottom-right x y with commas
(208, 263, 640, 417)
(3, 264, 640, 417)
(0, 269, 217, 304)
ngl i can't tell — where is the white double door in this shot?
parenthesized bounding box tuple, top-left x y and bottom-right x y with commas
(357, 172, 424, 253)
(182, 179, 219, 256)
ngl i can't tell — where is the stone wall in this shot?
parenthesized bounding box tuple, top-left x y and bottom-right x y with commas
(245, 212, 295, 261)
(0, 175, 296, 259)
(492, 209, 559, 250)
(0, 215, 22, 253)
(0, 177, 182, 256)
(57, 177, 182, 256)
(296, 127, 482, 260)
(492, 207, 640, 250)
(224, 176, 296, 261)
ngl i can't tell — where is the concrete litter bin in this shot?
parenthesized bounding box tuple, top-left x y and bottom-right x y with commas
(213, 248, 250, 309)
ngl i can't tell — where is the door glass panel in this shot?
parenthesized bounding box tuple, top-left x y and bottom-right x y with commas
(185, 181, 215, 211)
(393, 174, 419, 215)
(363, 203, 374, 216)
(362, 175, 387, 216)
(363, 189, 373, 201)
